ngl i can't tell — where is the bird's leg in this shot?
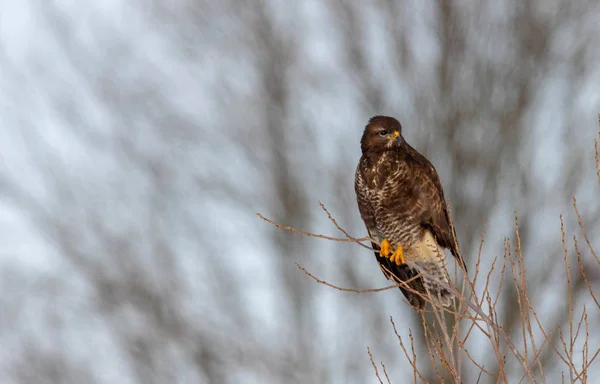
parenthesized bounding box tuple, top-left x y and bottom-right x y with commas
(389, 245, 405, 265)
(379, 238, 392, 257)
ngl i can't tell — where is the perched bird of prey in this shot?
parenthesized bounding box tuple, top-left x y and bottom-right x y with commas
(354, 116, 466, 309)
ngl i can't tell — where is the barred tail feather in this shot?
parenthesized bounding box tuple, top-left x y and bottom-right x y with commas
(413, 229, 454, 307)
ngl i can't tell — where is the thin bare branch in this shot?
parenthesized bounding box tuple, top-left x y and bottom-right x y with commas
(367, 347, 384, 384)
(257, 212, 372, 244)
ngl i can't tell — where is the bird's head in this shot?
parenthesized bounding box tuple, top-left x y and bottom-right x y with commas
(360, 115, 403, 154)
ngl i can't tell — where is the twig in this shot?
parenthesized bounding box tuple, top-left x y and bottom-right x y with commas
(573, 236, 600, 309)
(420, 312, 444, 383)
(381, 362, 392, 384)
(296, 263, 401, 293)
(256, 212, 372, 244)
(560, 214, 576, 383)
(573, 348, 600, 382)
(368, 347, 384, 384)
(475, 365, 484, 384)
(390, 318, 428, 383)
(572, 197, 599, 266)
(318, 201, 374, 250)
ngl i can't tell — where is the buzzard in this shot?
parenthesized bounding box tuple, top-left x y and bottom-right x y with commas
(354, 116, 466, 309)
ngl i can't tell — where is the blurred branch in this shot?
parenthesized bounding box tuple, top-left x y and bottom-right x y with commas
(1, 1, 599, 383)
(595, 113, 600, 185)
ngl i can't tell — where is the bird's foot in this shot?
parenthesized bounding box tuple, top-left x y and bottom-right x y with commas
(389, 245, 405, 265)
(379, 239, 404, 265)
(380, 238, 392, 257)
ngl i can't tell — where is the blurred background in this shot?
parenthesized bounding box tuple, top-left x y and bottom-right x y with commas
(1, 1, 599, 383)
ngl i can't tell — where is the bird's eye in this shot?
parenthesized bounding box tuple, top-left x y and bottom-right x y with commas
(378, 130, 388, 137)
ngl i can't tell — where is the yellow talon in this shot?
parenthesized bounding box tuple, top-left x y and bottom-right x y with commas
(380, 238, 392, 257)
(389, 245, 405, 265)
